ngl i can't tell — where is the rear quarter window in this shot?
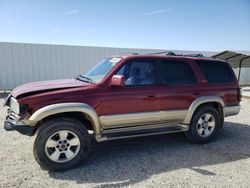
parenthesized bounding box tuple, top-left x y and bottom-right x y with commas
(196, 60, 234, 83)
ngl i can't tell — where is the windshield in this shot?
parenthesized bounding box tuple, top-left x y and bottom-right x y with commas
(82, 57, 122, 83)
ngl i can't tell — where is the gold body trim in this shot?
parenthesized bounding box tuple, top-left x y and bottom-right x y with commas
(99, 110, 188, 129)
(29, 103, 102, 135)
(26, 96, 239, 140)
(182, 96, 225, 124)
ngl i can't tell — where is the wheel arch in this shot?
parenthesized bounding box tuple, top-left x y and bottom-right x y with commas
(183, 96, 225, 125)
(29, 103, 102, 135)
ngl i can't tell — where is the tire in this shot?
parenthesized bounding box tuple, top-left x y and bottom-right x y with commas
(185, 106, 221, 144)
(33, 117, 91, 171)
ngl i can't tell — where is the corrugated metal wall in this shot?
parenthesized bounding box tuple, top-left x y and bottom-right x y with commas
(0, 42, 220, 90)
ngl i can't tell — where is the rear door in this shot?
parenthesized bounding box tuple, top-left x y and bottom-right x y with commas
(159, 59, 200, 123)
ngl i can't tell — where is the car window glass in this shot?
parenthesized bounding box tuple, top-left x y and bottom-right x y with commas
(196, 60, 234, 83)
(84, 58, 121, 82)
(115, 60, 156, 86)
(161, 60, 196, 85)
(116, 65, 125, 76)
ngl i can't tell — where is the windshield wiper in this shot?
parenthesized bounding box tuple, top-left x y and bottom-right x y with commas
(76, 75, 95, 83)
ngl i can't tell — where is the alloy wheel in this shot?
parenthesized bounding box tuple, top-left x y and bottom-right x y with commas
(45, 130, 80, 163)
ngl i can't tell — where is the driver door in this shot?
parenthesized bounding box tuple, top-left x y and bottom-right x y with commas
(96, 59, 162, 128)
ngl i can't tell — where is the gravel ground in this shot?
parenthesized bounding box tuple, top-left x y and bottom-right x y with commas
(0, 95, 249, 188)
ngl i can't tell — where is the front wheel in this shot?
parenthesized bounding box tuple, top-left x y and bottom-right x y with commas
(33, 117, 91, 171)
(185, 106, 221, 144)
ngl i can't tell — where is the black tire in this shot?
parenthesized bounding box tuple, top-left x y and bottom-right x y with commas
(33, 117, 91, 171)
(185, 106, 221, 144)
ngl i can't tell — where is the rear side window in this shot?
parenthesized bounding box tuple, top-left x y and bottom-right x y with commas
(161, 60, 197, 85)
(196, 60, 234, 83)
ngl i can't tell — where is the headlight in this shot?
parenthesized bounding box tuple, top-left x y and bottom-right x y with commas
(10, 97, 20, 114)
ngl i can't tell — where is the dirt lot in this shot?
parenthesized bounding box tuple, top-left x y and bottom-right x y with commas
(0, 95, 249, 188)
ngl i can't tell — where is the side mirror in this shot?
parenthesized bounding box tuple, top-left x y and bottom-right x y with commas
(110, 75, 125, 87)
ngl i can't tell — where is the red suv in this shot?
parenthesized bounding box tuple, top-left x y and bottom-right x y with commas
(4, 52, 241, 171)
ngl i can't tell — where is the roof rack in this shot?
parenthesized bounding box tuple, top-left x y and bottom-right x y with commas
(148, 51, 204, 57)
(184, 53, 204, 57)
(118, 51, 204, 57)
(149, 51, 176, 56)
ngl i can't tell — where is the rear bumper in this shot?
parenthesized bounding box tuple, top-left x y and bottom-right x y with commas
(224, 105, 241, 117)
(4, 120, 35, 136)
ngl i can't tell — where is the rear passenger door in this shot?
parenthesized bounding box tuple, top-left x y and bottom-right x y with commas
(159, 59, 199, 123)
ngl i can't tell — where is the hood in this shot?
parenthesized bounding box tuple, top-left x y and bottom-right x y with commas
(11, 79, 90, 98)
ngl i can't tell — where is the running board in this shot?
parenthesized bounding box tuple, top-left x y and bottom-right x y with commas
(95, 123, 189, 142)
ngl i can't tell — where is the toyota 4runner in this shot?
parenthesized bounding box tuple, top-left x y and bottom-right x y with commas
(4, 52, 241, 171)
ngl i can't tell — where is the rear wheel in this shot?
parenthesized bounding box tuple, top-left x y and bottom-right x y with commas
(33, 117, 91, 171)
(185, 106, 220, 144)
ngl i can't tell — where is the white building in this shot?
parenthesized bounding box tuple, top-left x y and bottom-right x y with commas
(0, 42, 249, 90)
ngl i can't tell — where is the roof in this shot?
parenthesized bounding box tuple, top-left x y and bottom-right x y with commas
(212, 51, 250, 68)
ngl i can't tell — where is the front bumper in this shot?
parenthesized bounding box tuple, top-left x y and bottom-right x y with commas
(4, 119, 35, 136)
(4, 95, 35, 136)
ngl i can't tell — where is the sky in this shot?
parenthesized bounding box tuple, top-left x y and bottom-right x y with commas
(0, 0, 249, 51)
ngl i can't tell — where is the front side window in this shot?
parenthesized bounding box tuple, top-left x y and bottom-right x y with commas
(161, 60, 197, 85)
(116, 60, 157, 86)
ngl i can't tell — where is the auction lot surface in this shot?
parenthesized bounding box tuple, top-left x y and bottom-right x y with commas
(0, 96, 249, 188)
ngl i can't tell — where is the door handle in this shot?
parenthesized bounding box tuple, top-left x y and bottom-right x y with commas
(193, 92, 200, 96)
(147, 95, 155, 98)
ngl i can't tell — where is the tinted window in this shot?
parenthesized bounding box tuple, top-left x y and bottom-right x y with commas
(161, 60, 196, 85)
(116, 60, 156, 86)
(196, 60, 234, 83)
